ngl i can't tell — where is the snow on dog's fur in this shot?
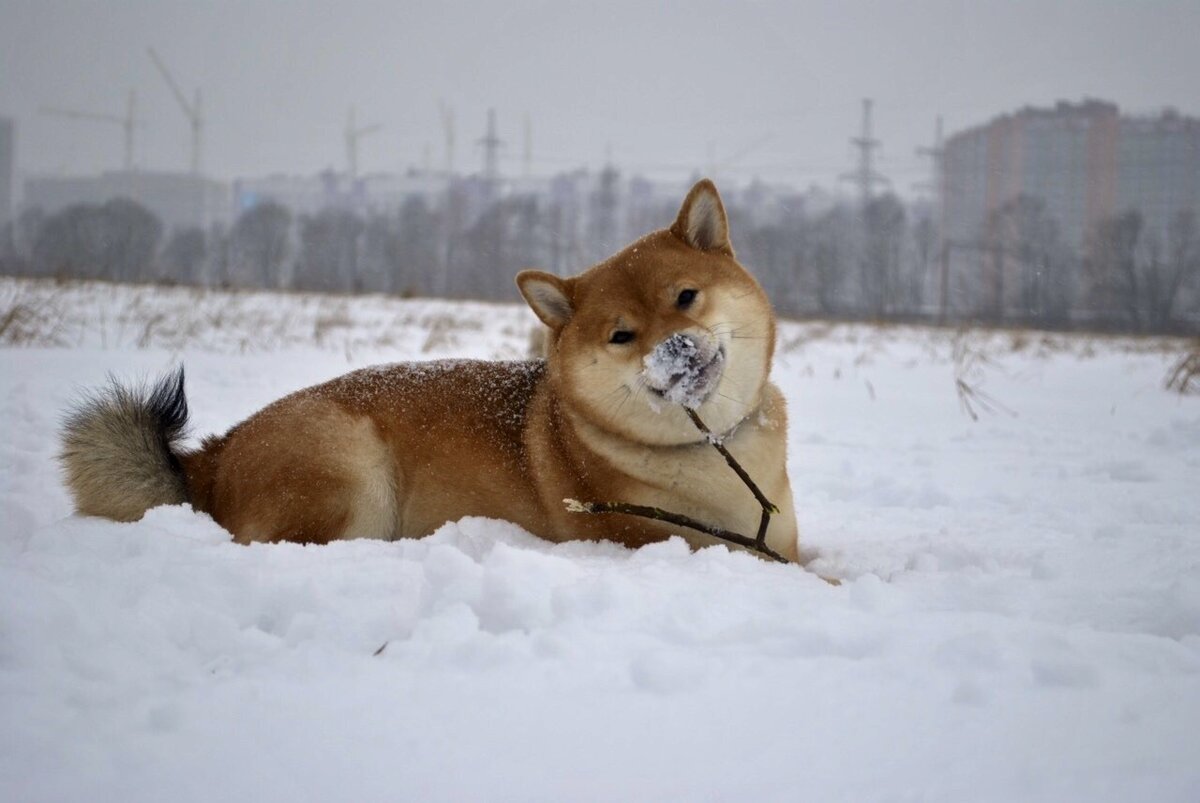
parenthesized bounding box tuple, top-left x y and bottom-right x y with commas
(60, 180, 799, 561)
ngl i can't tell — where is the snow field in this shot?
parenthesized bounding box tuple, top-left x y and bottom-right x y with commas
(1, 279, 1199, 801)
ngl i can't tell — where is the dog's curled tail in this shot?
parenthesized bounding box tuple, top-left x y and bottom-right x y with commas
(60, 366, 190, 522)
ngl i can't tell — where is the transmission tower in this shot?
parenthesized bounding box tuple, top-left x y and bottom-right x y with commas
(839, 98, 889, 206)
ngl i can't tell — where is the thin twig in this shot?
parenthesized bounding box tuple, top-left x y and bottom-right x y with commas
(684, 408, 779, 515)
(686, 408, 778, 543)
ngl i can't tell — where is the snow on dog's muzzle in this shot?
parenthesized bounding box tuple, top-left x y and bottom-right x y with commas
(642, 333, 725, 409)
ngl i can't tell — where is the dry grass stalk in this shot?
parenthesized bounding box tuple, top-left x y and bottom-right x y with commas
(1164, 347, 1200, 395)
(952, 333, 1016, 422)
(0, 286, 70, 346)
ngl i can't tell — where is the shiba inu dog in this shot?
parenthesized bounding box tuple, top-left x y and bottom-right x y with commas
(60, 179, 799, 562)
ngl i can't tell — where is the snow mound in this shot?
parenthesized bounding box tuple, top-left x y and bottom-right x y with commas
(3, 281, 1200, 801)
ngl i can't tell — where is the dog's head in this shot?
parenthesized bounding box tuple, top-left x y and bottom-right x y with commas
(517, 179, 776, 446)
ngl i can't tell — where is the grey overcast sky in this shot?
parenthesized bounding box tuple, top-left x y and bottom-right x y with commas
(2, 0, 1197, 194)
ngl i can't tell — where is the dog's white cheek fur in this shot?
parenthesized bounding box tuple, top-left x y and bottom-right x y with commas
(694, 292, 772, 436)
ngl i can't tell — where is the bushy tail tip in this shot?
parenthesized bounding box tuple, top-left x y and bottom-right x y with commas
(59, 366, 190, 522)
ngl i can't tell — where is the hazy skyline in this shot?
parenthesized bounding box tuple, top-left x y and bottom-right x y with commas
(2, 0, 1198, 195)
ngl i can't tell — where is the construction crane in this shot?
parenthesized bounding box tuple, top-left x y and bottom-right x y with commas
(147, 47, 203, 175)
(345, 106, 382, 180)
(40, 90, 138, 171)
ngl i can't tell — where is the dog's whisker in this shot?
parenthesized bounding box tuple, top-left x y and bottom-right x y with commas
(610, 389, 634, 418)
(716, 390, 749, 407)
(595, 385, 629, 407)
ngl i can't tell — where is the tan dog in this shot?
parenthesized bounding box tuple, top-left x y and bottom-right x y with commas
(60, 180, 799, 562)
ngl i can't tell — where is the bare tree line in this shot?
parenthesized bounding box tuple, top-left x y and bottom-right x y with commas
(2, 177, 1197, 335)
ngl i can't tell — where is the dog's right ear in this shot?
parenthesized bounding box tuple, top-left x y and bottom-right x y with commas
(671, 178, 733, 255)
(516, 270, 573, 329)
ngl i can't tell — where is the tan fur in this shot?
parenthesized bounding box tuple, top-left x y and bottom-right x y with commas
(61, 180, 801, 562)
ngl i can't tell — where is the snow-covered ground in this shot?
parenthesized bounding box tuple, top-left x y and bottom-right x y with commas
(2, 278, 1199, 802)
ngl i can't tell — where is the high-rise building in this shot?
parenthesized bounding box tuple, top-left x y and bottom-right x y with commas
(0, 117, 14, 228)
(1116, 108, 1200, 237)
(942, 100, 1200, 251)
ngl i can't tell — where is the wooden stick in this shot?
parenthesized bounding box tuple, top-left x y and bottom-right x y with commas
(564, 499, 787, 563)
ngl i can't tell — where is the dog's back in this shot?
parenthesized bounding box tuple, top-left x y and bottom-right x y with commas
(180, 360, 548, 543)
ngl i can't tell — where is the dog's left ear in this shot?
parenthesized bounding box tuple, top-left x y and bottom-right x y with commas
(516, 270, 574, 329)
(671, 179, 733, 256)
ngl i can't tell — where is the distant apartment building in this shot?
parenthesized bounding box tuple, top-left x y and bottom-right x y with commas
(23, 170, 231, 232)
(233, 170, 458, 217)
(0, 117, 14, 227)
(942, 100, 1200, 250)
(1117, 109, 1200, 236)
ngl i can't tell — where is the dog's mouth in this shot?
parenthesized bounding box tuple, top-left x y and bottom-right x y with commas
(644, 341, 726, 410)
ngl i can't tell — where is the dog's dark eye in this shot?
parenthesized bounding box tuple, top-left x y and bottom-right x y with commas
(609, 330, 635, 345)
(676, 289, 699, 309)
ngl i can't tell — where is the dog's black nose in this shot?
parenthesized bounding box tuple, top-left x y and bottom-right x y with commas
(659, 333, 700, 362)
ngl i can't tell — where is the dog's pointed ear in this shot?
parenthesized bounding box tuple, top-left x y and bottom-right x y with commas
(516, 270, 573, 329)
(671, 179, 733, 256)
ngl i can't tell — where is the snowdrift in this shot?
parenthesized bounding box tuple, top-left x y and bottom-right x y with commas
(2, 278, 1198, 802)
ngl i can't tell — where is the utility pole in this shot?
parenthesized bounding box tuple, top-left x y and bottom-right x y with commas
(40, 90, 138, 171)
(522, 113, 532, 178)
(438, 100, 455, 175)
(477, 108, 503, 187)
(344, 105, 382, 180)
(916, 116, 948, 320)
(147, 48, 203, 175)
(839, 98, 889, 206)
(914, 115, 944, 200)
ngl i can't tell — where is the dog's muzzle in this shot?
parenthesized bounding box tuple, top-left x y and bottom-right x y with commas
(642, 333, 725, 409)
